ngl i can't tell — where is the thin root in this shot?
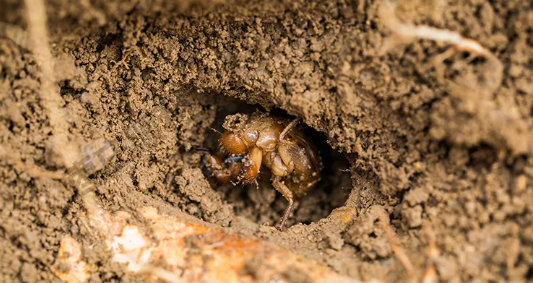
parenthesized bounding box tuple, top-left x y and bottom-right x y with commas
(421, 223, 439, 283)
(0, 146, 64, 180)
(379, 0, 503, 90)
(379, 1, 489, 55)
(375, 208, 415, 279)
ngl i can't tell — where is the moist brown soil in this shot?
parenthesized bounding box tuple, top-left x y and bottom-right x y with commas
(1, 0, 533, 282)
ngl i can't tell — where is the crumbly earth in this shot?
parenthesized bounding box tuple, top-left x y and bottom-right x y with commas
(1, 0, 533, 282)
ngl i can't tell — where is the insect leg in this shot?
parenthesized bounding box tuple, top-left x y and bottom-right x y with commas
(195, 147, 235, 182)
(279, 118, 300, 141)
(224, 155, 247, 163)
(272, 176, 294, 230)
(193, 146, 212, 153)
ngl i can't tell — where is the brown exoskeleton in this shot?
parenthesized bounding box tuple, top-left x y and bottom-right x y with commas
(195, 114, 322, 230)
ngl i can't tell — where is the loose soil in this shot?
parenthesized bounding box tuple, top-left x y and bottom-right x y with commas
(1, 0, 533, 282)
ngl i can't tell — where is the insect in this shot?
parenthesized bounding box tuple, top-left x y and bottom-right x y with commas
(195, 113, 322, 230)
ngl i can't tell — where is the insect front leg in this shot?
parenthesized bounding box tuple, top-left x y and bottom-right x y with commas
(229, 147, 262, 184)
(195, 146, 239, 182)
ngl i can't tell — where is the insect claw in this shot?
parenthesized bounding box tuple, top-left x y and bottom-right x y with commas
(210, 127, 222, 134)
(193, 146, 211, 153)
(224, 155, 246, 163)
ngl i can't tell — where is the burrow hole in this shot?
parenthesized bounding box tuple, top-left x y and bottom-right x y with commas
(198, 97, 351, 228)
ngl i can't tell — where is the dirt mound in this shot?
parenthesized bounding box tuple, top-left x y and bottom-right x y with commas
(1, 0, 533, 282)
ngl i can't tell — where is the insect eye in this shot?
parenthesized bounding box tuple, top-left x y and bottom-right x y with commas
(243, 129, 258, 144)
(220, 131, 247, 155)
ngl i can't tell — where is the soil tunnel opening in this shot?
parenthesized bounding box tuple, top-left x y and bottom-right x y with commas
(195, 97, 351, 228)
